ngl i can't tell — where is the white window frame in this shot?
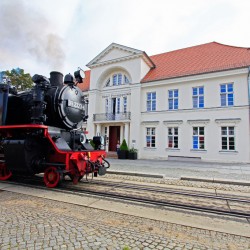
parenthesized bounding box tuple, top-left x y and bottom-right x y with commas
(192, 126, 205, 150)
(192, 86, 204, 108)
(147, 92, 156, 111)
(105, 98, 109, 113)
(123, 96, 127, 113)
(221, 126, 235, 151)
(146, 127, 156, 148)
(116, 97, 120, 113)
(168, 89, 178, 110)
(220, 83, 234, 107)
(168, 127, 179, 149)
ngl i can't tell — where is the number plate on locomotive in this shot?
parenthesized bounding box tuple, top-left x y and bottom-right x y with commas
(67, 100, 84, 110)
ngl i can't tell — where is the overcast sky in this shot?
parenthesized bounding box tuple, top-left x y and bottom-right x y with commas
(1, 0, 250, 77)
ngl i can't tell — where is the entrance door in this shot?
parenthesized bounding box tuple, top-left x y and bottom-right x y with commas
(109, 126, 120, 151)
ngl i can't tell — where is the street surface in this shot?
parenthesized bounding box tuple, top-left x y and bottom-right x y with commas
(0, 159, 250, 249)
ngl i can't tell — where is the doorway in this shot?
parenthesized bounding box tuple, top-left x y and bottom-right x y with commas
(109, 126, 120, 151)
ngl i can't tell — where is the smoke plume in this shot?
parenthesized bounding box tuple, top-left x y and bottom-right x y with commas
(0, 0, 65, 73)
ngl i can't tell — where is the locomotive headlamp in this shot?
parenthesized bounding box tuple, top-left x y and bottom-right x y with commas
(74, 69, 85, 83)
(80, 132, 87, 145)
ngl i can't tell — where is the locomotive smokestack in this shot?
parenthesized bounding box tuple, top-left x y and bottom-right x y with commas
(0, 84, 9, 125)
(50, 71, 63, 86)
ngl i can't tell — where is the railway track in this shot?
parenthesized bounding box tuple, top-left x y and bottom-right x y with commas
(2, 176, 250, 220)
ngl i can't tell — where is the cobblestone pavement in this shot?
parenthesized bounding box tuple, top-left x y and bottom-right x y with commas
(0, 191, 250, 250)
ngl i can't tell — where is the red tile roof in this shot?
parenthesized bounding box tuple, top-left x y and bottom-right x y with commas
(81, 42, 250, 90)
(141, 42, 250, 83)
(78, 70, 90, 91)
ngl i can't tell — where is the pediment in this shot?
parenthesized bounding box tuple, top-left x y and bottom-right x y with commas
(86, 43, 155, 69)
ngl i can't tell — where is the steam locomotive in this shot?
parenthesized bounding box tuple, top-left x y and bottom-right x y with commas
(0, 70, 109, 187)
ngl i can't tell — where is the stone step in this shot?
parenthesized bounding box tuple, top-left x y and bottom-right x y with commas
(106, 151, 118, 159)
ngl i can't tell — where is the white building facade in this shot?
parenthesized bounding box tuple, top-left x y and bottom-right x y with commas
(81, 42, 250, 163)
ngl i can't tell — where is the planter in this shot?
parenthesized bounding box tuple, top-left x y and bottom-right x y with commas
(128, 152, 137, 160)
(118, 150, 128, 159)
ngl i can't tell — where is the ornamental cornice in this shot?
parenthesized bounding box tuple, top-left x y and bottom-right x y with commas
(89, 54, 142, 68)
(163, 120, 183, 126)
(141, 121, 160, 126)
(187, 119, 210, 125)
(215, 118, 241, 125)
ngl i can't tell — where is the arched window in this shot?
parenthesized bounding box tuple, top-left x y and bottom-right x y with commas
(124, 75, 129, 84)
(105, 73, 130, 87)
(105, 78, 110, 87)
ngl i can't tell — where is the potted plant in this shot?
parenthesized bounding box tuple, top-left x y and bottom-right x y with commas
(128, 147, 138, 160)
(118, 139, 129, 159)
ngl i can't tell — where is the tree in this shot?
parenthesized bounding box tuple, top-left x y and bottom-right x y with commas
(5, 68, 33, 91)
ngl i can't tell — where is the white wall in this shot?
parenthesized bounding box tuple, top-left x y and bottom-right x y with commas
(140, 69, 250, 162)
(85, 45, 250, 163)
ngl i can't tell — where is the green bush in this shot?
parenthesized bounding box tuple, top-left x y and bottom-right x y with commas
(120, 139, 128, 151)
(129, 147, 138, 153)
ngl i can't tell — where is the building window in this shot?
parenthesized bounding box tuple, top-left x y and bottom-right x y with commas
(168, 127, 178, 148)
(193, 87, 204, 108)
(168, 89, 178, 110)
(124, 75, 130, 84)
(112, 73, 123, 86)
(117, 74, 122, 85)
(117, 98, 120, 113)
(193, 127, 205, 149)
(123, 96, 127, 113)
(147, 92, 156, 111)
(113, 74, 117, 86)
(146, 127, 156, 148)
(220, 83, 234, 106)
(105, 78, 110, 87)
(110, 73, 130, 86)
(105, 98, 109, 113)
(221, 126, 235, 150)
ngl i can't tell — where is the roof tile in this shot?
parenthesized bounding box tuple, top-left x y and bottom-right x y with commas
(141, 42, 250, 83)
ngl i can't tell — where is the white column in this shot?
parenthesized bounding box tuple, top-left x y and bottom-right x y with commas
(106, 125, 109, 152)
(96, 124, 101, 136)
(124, 123, 129, 144)
(120, 125, 124, 142)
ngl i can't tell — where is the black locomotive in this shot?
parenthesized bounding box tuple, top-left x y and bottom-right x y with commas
(0, 70, 109, 187)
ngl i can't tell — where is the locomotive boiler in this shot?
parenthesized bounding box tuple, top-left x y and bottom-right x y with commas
(0, 71, 109, 187)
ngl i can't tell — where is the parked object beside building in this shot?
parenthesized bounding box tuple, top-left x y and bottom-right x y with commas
(78, 42, 250, 163)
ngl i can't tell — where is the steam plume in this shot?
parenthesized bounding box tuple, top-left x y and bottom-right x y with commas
(0, 0, 65, 72)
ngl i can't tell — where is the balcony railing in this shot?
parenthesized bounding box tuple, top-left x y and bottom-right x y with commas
(93, 112, 131, 122)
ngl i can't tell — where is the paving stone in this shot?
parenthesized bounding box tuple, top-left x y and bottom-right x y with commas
(0, 187, 250, 250)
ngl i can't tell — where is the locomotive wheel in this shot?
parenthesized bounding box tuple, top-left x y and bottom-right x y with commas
(0, 162, 12, 181)
(44, 166, 61, 188)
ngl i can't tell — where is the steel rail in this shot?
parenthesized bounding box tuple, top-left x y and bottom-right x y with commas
(3, 177, 250, 219)
(79, 179, 250, 204)
(58, 185, 250, 219)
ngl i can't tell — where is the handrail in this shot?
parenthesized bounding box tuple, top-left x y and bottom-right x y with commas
(93, 112, 131, 121)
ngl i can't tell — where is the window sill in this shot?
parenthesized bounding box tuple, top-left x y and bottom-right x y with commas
(144, 147, 157, 150)
(165, 148, 180, 151)
(219, 150, 238, 154)
(190, 149, 207, 153)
